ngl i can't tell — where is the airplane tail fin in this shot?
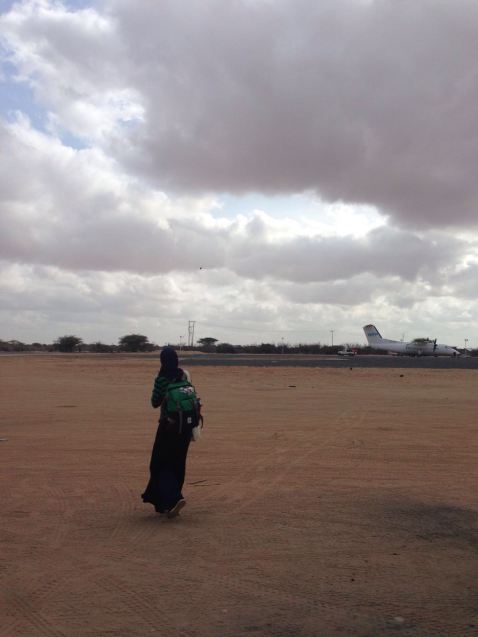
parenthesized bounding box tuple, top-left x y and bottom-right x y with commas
(363, 324, 383, 345)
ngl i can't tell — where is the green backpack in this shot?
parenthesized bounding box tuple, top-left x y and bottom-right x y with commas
(164, 379, 203, 434)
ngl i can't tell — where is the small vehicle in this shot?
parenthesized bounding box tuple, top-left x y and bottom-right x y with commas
(338, 346, 357, 357)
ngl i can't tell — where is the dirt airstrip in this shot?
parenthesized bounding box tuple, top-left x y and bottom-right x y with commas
(1, 355, 477, 637)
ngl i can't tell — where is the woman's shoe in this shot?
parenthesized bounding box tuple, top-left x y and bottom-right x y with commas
(167, 498, 186, 518)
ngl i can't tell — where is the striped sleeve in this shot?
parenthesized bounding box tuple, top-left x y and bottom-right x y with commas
(151, 375, 169, 408)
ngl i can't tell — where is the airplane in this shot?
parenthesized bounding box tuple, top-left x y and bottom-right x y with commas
(363, 324, 460, 357)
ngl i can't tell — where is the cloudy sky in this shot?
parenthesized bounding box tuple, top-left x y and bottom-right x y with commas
(1, 0, 477, 347)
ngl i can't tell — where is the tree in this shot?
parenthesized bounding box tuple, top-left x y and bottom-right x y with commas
(118, 334, 152, 352)
(257, 343, 276, 354)
(197, 337, 218, 346)
(0, 340, 25, 352)
(216, 342, 236, 353)
(54, 335, 83, 352)
(90, 342, 116, 353)
(197, 337, 218, 352)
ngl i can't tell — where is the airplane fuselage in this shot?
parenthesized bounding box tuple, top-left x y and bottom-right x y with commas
(373, 340, 459, 356)
(363, 325, 460, 357)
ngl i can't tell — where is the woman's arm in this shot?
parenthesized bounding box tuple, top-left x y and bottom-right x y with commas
(151, 375, 169, 408)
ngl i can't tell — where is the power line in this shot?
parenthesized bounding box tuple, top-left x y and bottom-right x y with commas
(195, 320, 321, 334)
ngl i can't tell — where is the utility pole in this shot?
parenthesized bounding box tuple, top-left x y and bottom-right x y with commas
(464, 338, 468, 356)
(188, 321, 196, 347)
(330, 330, 334, 347)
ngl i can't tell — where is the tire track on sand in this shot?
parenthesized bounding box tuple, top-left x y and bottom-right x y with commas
(4, 590, 67, 637)
(224, 409, 369, 515)
(97, 576, 183, 636)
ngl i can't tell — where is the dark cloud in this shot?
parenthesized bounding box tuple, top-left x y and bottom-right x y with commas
(3, 1, 478, 228)
(0, 134, 465, 282)
(272, 274, 410, 307)
(0, 115, 473, 304)
(228, 224, 464, 284)
(100, 0, 478, 229)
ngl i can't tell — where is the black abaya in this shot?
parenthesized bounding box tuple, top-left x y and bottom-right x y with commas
(141, 422, 191, 512)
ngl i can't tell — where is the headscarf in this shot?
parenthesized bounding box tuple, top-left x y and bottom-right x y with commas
(159, 346, 180, 380)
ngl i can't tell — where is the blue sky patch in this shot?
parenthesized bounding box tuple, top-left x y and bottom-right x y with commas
(217, 192, 320, 219)
(0, 66, 49, 131)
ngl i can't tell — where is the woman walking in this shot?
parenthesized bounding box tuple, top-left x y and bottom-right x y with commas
(142, 346, 193, 518)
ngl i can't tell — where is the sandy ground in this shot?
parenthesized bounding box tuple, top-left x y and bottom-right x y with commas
(1, 355, 477, 637)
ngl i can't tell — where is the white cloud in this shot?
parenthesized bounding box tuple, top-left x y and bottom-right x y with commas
(2, 256, 477, 345)
(1, 116, 471, 284)
(1, 0, 143, 142)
